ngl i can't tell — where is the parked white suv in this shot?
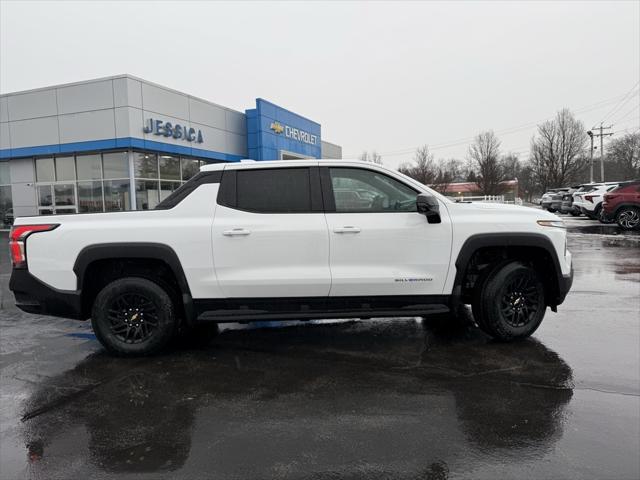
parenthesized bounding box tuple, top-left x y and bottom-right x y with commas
(573, 183, 619, 219)
(10, 160, 573, 356)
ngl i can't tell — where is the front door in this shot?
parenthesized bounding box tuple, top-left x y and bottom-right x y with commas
(322, 166, 452, 297)
(212, 165, 331, 298)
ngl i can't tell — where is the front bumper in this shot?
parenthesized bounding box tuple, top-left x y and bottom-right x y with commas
(600, 209, 615, 222)
(9, 269, 85, 320)
(556, 266, 574, 305)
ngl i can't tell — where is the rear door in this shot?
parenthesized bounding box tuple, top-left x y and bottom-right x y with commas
(212, 165, 331, 298)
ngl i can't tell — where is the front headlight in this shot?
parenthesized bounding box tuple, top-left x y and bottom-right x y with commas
(537, 220, 566, 228)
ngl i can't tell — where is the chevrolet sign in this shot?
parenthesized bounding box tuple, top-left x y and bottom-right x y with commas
(270, 121, 317, 146)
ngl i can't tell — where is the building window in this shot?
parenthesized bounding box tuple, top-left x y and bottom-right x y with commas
(77, 181, 104, 213)
(36, 158, 55, 182)
(133, 152, 208, 210)
(55, 156, 76, 181)
(135, 180, 160, 210)
(103, 152, 129, 179)
(37, 185, 53, 207)
(160, 181, 181, 202)
(27, 150, 213, 215)
(76, 154, 103, 180)
(159, 155, 181, 180)
(135, 152, 158, 179)
(0, 162, 11, 227)
(181, 158, 200, 180)
(104, 179, 131, 211)
(34, 151, 131, 214)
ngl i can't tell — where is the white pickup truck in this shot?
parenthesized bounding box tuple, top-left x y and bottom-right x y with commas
(9, 160, 573, 356)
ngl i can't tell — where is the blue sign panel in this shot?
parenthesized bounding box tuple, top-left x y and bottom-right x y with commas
(246, 99, 321, 160)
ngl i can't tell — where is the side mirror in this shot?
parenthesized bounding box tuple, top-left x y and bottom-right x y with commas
(416, 194, 441, 224)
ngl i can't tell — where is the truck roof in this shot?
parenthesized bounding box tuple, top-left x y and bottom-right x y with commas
(199, 159, 380, 172)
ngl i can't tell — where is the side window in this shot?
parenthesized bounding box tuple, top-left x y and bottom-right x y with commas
(329, 168, 417, 213)
(236, 168, 311, 213)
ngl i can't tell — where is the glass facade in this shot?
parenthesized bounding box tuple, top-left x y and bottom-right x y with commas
(0, 162, 12, 227)
(24, 150, 213, 216)
(0, 150, 215, 222)
(132, 152, 208, 210)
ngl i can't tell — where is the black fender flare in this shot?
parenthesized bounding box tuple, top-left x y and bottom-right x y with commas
(73, 243, 195, 323)
(452, 233, 567, 307)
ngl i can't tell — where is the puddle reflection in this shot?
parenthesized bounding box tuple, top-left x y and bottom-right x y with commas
(20, 312, 573, 477)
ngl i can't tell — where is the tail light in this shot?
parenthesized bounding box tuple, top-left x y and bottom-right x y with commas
(584, 195, 595, 203)
(9, 224, 59, 268)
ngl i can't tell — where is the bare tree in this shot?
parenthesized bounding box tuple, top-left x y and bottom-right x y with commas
(607, 132, 640, 179)
(359, 150, 383, 165)
(430, 158, 462, 194)
(398, 145, 438, 184)
(501, 153, 520, 180)
(516, 163, 539, 202)
(529, 109, 588, 190)
(468, 130, 505, 195)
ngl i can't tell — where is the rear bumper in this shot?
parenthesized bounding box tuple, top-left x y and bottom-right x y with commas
(9, 269, 85, 320)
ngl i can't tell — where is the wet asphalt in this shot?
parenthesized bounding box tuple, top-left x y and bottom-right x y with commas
(0, 217, 639, 480)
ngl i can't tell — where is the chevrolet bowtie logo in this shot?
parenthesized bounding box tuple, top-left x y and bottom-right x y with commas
(270, 122, 284, 134)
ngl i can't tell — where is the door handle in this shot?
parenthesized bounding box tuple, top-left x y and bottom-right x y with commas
(333, 226, 361, 234)
(223, 228, 251, 236)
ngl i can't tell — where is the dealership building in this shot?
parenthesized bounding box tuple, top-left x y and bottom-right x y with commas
(0, 74, 342, 226)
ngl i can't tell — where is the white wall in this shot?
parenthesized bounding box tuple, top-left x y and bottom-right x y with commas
(0, 74, 248, 156)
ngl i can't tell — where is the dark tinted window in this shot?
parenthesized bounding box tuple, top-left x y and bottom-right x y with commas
(237, 168, 311, 213)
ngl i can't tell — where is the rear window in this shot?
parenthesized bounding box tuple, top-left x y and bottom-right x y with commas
(236, 168, 311, 213)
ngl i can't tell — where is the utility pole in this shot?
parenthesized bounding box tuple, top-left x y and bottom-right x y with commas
(587, 130, 594, 183)
(590, 124, 613, 182)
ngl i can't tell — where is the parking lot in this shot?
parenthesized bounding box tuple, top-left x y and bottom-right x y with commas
(0, 217, 639, 480)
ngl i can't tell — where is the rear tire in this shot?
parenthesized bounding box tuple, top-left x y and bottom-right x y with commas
(588, 204, 602, 220)
(473, 262, 546, 341)
(616, 207, 640, 230)
(91, 277, 177, 356)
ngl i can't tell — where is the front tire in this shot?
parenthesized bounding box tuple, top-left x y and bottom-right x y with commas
(616, 207, 640, 230)
(91, 277, 177, 356)
(473, 262, 546, 341)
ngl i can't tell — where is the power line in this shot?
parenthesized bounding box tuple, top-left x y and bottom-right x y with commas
(348, 90, 636, 158)
(379, 92, 632, 157)
(596, 81, 639, 126)
(611, 103, 640, 124)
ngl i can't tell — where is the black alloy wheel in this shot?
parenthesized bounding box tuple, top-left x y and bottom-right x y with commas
(499, 272, 542, 328)
(107, 292, 159, 344)
(92, 277, 177, 356)
(473, 261, 546, 341)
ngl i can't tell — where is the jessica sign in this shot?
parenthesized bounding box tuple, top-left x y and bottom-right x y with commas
(143, 118, 203, 143)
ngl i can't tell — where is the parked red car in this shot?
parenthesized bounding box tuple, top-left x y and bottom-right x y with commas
(602, 180, 640, 230)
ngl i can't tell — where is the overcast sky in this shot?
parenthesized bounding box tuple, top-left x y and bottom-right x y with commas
(1, 1, 638, 169)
